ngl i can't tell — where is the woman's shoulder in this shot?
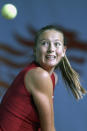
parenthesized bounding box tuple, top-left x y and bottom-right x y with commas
(26, 67, 50, 79)
(24, 67, 53, 93)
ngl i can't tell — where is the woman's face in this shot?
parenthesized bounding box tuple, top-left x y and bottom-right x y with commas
(34, 29, 66, 70)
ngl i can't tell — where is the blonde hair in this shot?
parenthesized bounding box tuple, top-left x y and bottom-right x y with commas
(58, 55, 87, 100)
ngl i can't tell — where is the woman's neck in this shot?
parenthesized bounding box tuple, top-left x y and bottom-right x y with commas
(34, 60, 55, 75)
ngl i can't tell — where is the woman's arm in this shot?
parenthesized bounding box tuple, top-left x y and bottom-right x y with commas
(25, 67, 56, 131)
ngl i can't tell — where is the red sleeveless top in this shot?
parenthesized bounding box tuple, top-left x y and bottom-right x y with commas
(0, 61, 55, 131)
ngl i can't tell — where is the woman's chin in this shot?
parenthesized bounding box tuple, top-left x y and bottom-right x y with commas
(46, 60, 59, 66)
(39, 59, 59, 69)
(44, 61, 57, 68)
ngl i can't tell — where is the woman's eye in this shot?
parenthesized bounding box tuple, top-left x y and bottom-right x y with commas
(42, 41, 49, 46)
(55, 42, 61, 47)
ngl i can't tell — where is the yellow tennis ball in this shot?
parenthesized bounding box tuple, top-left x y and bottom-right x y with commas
(1, 4, 17, 20)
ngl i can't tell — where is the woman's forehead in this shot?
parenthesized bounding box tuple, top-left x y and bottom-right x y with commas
(38, 29, 64, 42)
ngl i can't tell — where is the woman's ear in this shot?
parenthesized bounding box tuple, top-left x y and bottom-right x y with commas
(62, 46, 67, 57)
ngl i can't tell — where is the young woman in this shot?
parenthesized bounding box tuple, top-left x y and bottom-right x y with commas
(0, 25, 86, 131)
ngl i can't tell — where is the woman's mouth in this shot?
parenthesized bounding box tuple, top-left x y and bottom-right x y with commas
(46, 55, 56, 60)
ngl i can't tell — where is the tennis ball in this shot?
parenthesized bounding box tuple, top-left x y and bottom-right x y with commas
(1, 4, 17, 20)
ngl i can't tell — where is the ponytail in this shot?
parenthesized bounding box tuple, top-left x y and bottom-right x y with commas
(58, 55, 87, 100)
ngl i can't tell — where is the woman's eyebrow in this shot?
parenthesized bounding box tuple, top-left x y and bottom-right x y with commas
(39, 39, 49, 42)
(54, 39, 62, 42)
(39, 39, 63, 43)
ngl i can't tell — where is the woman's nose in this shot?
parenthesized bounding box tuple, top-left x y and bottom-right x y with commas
(47, 43, 55, 53)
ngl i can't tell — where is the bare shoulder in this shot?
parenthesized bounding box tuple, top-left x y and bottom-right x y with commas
(25, 67, 51, 81)
(53, 72, 58, 85)
(24, 67, 53, 94)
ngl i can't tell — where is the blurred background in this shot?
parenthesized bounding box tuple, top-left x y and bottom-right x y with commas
(0, 0, 87, 131)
